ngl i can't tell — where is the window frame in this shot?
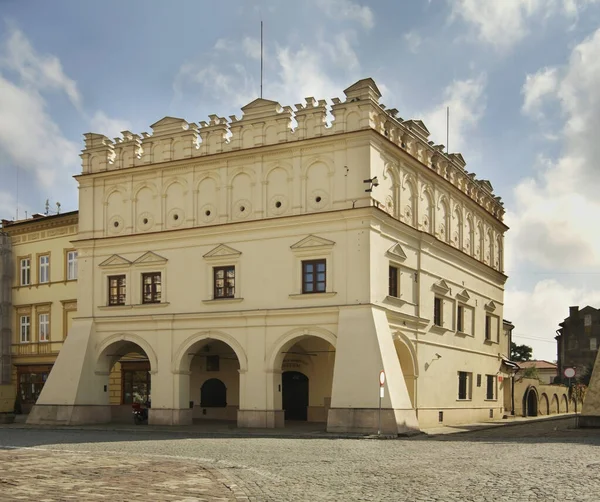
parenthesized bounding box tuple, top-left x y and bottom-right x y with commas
(19, 257, 31, 286)
(302, 259, 327, 294)
(108, 275, 127, 306)
(38, 254, 50, 284)
(485, 314, 492, 341)
(388, 265, 399, 297)
(591, 337, 598, 351)
(433, 297, 443, 327)
(457, 304, 464, 333)
(213, 266, 236, 299)
(38, 313, 50, 342)
(141, 272, 162, 304)
(66, 250, 78, 281)
(457, 371, 472, 400)
(19, 315, 31, 343)
(485, 374, 497, 401)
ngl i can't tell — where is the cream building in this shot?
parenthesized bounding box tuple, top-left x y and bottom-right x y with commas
(29, 78, 511, 433)
(0, 212, 78, 413)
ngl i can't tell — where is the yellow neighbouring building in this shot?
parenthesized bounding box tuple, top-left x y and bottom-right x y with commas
(14, 78, 524, 433)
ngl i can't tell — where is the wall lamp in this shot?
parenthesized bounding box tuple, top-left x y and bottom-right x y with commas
(363, 176, 379, 192)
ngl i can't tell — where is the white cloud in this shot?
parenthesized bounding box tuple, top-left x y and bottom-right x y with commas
(521, 67, 559, 118)
(420, 74, 487, 155)
(242, 37, 262, 60)
(0, 74, 79, 188)
(451, 0, 599, 51)
(315, 0, 375, 30)
(404, 31, 422, 54)
(506, 280, 600, 361)
(214, 38, 234, 51)
(1, 25, 81, 108)
(90, 111, 132, 140)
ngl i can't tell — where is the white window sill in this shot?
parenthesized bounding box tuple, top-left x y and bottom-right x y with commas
(289, 292, 337, 300)
(133, 302, 170, 308)
(484, 399, 498, 402)
(202, 298, 244, 304)
(456, 399, 472, 402)
(430, 325, 450, 334)
(98, 304, 131, 310)
(484, 339, 498, 345)
(455, 331, 473, 337)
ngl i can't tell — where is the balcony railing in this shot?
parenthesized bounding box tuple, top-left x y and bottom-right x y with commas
(11, 341, 63, 356)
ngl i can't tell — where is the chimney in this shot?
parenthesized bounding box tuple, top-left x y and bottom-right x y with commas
(569, 306, 579, 317)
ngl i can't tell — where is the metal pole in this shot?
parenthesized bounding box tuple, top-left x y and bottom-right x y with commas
(511, 372, 515, 416)
(378, 387, 382, 436)
(260, 21, 263, 99)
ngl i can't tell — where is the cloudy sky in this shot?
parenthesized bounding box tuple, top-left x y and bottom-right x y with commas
(2, 0, 600, 361)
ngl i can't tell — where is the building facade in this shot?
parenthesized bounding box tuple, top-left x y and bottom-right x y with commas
(556, 306, 600, 385)
(0, 212, 79, 413)
(29, 78, 511, 433)
(515, 360, 557, 385)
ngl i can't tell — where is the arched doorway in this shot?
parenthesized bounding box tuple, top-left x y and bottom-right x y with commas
(96, 336, 157, 423)
(394, 337, 417, 408)
(201, 378, 227, 408)
(282, 371, 309, 420)
(269, 329, 336, 426)
(524, 387, 538, 416)
(175, 334, 245, 423)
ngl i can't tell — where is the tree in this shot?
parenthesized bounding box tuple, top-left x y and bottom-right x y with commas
(511, 342, 533, 362)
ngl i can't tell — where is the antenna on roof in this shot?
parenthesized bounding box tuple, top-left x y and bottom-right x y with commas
(45, 199, 50, 216)
(446, 106, 450, 154)
(260, 20, 264, 99)
(15, 166, 19, 221)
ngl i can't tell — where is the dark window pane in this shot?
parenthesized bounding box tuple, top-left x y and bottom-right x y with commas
(214, 266, 235, 298)
(302, 260, 326, 294)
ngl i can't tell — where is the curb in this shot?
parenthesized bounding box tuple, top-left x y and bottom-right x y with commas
(420, 413, 577, 437)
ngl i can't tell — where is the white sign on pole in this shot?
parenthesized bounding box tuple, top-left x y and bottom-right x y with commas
(380, 387, 385, 398)
(564, 367, 576, 379)
(379, 370, 386, 386)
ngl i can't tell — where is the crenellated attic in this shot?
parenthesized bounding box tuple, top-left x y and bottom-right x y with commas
(80, 78, 504, 222)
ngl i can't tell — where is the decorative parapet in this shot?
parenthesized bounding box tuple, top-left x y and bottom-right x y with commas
(80, 78, 504, 221)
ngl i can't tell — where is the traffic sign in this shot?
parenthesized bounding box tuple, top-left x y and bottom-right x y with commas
(564, 367, 576, 378)
(379, 370, 386, 386)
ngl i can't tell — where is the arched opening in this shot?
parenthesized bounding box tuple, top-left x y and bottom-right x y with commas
(550, 394, 559, 414)
(282, 371, 309, 420)
(201, 378, 227, 408)
(561, 394, 568, 413)
(524, 387, 538, 417)
(539, 393, 550, 416)
(184, 339, 241, 422)
(96, 337, 156, 423)
(394, 337, 416, 408)
(270, 331, 336, 426)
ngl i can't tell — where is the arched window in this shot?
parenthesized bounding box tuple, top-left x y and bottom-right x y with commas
(200, 378, 227, 407)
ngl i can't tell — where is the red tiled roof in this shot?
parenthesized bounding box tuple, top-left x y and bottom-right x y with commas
(518, 360, 557, 370)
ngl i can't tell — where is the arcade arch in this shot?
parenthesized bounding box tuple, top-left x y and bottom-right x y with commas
(269, 329, 336, 424)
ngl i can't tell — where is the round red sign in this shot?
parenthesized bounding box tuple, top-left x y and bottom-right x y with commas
(379, 370, 386, 386)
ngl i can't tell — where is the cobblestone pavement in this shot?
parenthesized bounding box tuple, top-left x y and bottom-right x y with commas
(0, 417, 598, 502)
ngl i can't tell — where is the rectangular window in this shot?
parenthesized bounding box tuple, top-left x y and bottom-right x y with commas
(486, 375, 496, 400)
(591, 338, 598, 351)
(39, 255, 49, 283)
(108, 275, 126, 306)
(206, 355, 220, 372)
(122, 369, 150, 405)
(457, 305, 464, 332)
(20, 258, 31, 286)
(67, 250, 78, 280)
(18, 371, 49, 404)
(458, 371, 472, 400)
(434, 297, 442, 327)
(142, 272, 162, 304)
(214, 266, 235, 299)
(485, 315, 492, 341)
(302, 259, 326, 294)
(20, 315, 30, 343)
(38, 313, 50, 342)
(388, 266, 399, 297)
